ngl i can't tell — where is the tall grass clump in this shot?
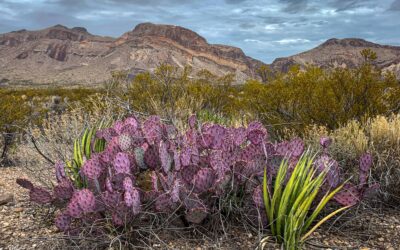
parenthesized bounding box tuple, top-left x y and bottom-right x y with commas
(302, 114, 400, 203)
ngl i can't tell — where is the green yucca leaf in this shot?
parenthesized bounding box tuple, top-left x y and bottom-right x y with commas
(260, 151, 351, 250)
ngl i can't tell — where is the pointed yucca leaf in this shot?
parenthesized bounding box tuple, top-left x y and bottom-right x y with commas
(85, 128, 94, 159)
(290, 170, 320, 214)
(73, 139, 80, 167)
(271, 158, 289, 236)
(302, 180, 349, 233)
(277, 156, 308, 237)
(263, 167, 271, 226)
(81, 128, 89, 159)
(301, 205, 351, 241)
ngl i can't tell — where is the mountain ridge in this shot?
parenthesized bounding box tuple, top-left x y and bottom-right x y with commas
(1, 23, 400, 86)
(271, 38, 400, 78)
(0, 23, 262, 86)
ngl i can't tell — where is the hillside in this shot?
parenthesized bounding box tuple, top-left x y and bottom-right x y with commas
(0, 23, 263, 86)
(271, 38, 400, 78)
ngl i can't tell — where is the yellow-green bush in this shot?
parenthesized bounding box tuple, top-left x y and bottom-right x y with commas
(242, 64, 399, 136)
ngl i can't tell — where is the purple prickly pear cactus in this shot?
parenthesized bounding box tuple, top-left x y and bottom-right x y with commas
(76, 189, 96, 213)
(185, 208, 208, 224)
(112, 212, 124, 226)
(143, 115, 162, 145)
(118, 133, 133, 151)
(55, 212, 72, 231)
(124, 116, 138, 131)
(67, 189, 96, 218)
(180, 165, 201, 185)
(234, 127, 247, 146)
(314, 155, 340, 188)
(123, 177, 134, 192)
(54, 180, 74, 200)
(359, 153, 372, 172)
(29, 187, 53, 204)
(334, 184, 360, 206)
(114, 152, 132, 174)
(16, 115, 376, 234)
(82, 156, 103, 179)
(159, 140, 172, 173)
(100, 128, 118, 142)
(240, 144, 262, 162)
(288, 138, 304, 158)
(252, 185, 264, 208)
(105, 178, 113, 192)
(134, 147, 146, 169)
(180, 146, 192, 167)
(207, 124, 226, 150)
(144, 145, 160, 169)
(173, 149, 181, 171)
(16, 178, 34, 190)
(123, 177, 141, 214)
(155, 193, 175, 212)
(130, 188, 141, 215)
(55, 162, 67, 183)
(192, 168, 216, 193)
(113, 120, 124, 134)
(170, 179, 181, 203)
(320, 136, 332, 150)
(247, 129, 266, 145)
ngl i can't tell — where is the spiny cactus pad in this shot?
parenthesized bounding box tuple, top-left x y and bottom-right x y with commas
(82, 157, 103, 179)
(16, 115, 373, 234)
(55, 213, 72, 231)
(114, 152, 132, 174)
(29, 187, 52, 204)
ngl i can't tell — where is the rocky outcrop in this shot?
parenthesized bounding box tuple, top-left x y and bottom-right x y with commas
(271, 38, 400, 78)
(0, 23, 263, 86)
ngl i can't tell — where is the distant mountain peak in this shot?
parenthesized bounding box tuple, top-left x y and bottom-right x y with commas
(320, 38, 381, 48)
(272, 37, 400, 78)
(52, 24, 68, 29)
(126, 22, 208, 47)
(71, 27, 89, 33)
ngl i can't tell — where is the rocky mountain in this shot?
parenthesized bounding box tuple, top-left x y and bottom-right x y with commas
(1, 24, 400, 87)
(0, 23, 263, 86)
(271, 38, 400, 78)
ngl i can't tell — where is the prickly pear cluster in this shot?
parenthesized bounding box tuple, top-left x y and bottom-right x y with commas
(16, 115, 373, 234)
(312, 138, 377, 206)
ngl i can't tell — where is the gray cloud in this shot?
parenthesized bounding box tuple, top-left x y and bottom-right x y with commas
(0, 0, 398, 63)
(279, 0, 309, 13)
(389, 0, 400, 10)
(225, 0, 247, 4)
(330, 0, 373, 11)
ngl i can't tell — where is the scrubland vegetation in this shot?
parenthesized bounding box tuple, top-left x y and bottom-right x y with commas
(1, 50, 400, 249)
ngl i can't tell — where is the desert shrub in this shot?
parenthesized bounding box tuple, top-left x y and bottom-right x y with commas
(241, 61, 400, 135)
(301, 114, 400, 203)
(11, 95, 121, 187)
(0, 87, 102, 166)
(16, 114, 373, 248)
(125, 64, 246, 128)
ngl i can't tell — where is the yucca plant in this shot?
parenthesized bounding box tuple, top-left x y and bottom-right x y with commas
(260, 152, 351, 250)
(65, 121, 108, 188)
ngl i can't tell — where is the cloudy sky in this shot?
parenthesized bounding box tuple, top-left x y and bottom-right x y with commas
(0, 0, 399, 62)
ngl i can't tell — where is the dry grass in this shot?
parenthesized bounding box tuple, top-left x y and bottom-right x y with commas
(301, 114, 400, 203)
(10, 95, 122, 188)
